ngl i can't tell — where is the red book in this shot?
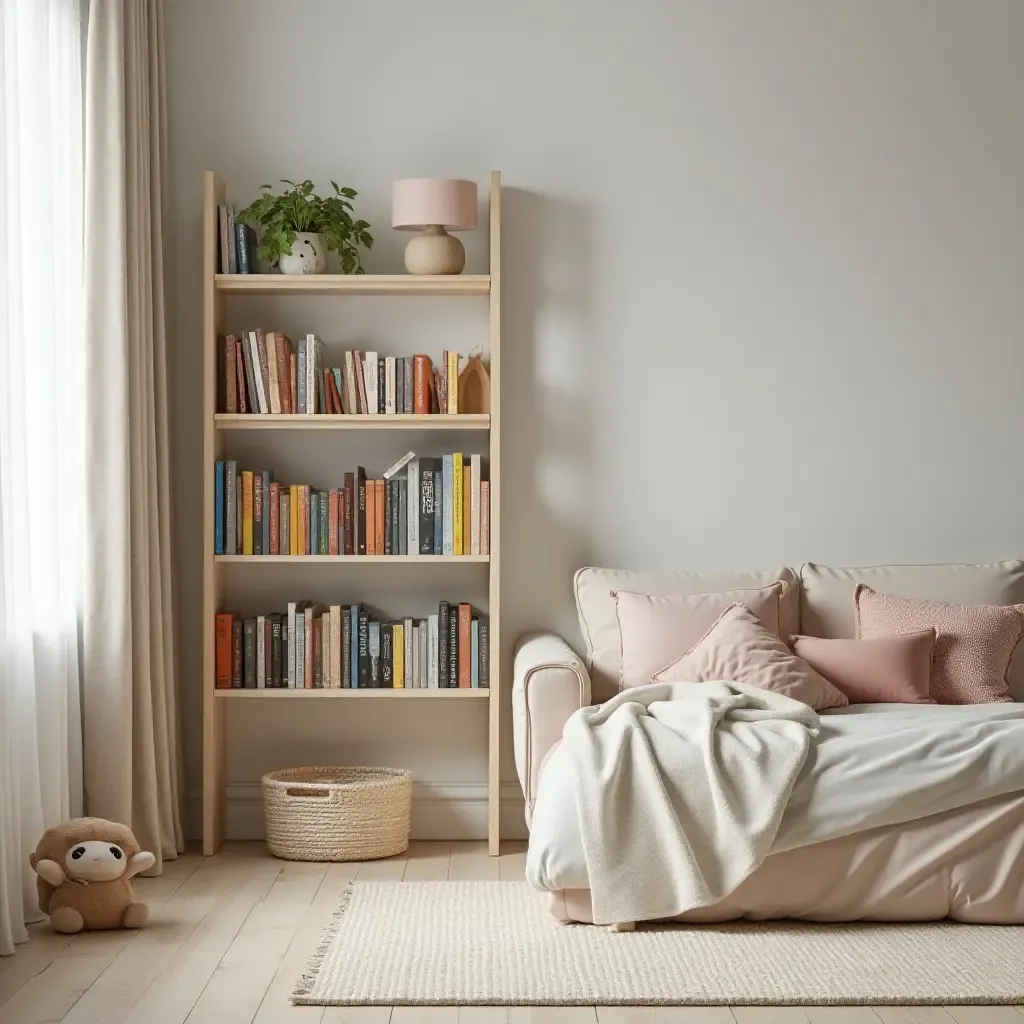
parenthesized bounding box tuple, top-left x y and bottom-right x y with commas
(215, 613, 235, 688)
(458, 604, 472, 688)
(365, 479, 377, 555)
(327, 371, 343, 414)
(234, 338, 248, 413)
(343, 473, 354, 554)
(353, 350, 368, 413)
(269, 483, 280, 554)
(223, 335, 237, 413)
(480, 481, 490, 556)
(328, 488, 339, 555)
(413, 355, 432, 415)
(275, 334, 293, 413)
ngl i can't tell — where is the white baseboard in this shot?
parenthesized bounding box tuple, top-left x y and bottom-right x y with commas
(186, 780, 528, 843)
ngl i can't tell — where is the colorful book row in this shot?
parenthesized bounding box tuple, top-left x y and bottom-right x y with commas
(214, 602, 489, 689)
(214, 454, 489, 556)
(220, 331, 469, 415)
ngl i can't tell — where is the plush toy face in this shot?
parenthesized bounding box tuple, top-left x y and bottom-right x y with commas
(65, 840, 129, 882)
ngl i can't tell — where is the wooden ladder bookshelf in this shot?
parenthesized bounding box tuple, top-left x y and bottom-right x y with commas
(201, 170, 502, 856)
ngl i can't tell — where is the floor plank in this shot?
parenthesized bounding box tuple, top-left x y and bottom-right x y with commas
(354, 853, 409, 882)
(403, 843, 452, 881)
(732, 1011, 811, 1023)
(322, 1009, 393, 1024)
(872, 1011, 955, 1024)
(448, 842, 499, 881)
(391, 1009, 459, 1024)
(945, 1010, 1024, 1024)
(598, 1009, 737, 1023)
(806, 1011, 881, 1023)
(183, 860, 329, 1024)
(509, 1011, 598, 1024)
(459, 1009, 511, 1024)
(498, 843, 527, 882)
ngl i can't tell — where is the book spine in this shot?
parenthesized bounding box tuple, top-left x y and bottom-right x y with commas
(365, 351, 378, 416)
(224, 335, 237, 413)
(442, 456, 453, 555)
(381, 623, 393, 687)
(479, 618, 489, 687)
(290, 350, 297, 412)
(411, 623, 419, 689)
(375, 480, 385, 556)
(236, 219, 250, 273)
(393, 622, 404, 688)
(408, 459, 419, 555)
(252, 472, 263, 555)
(330, 606, 342, 688)
(226, 464, 237, 557)
(369, 621, 381, 687)
(405, 618, 414, 689)
(457, 604, 471, 688)
(384, 479, 393, 555)
(448, 604, 459, 688)
(470, 454, 481, 555)
(243, 618, 256, 688)
(265, 331, 281, 414)
(396, 358, 405, 415)
(419, 457, 435, 554)
(306, 335, 318, 414)
(342, 608, 351, 688)
(234, 339, 248, 413)
(398, 480, 407, 555)
(256, 614, 266, 688)
(447, 351, 458, 413)
(354, 350, 368, 413)
(319, 490, 328, 555)
(309, 488, 318, 555)
(287, 602, 297, 687)
(343, 473, 354, 555)
(226, 205, 237, 273)
(480, 481, 490, 556)
(289, 486, 298, 556)
(241, 471, 254, 555)
(313, 615, 323, 688)
(463, 465, 472, 556)
(452, 453, 463, 555)
(358, 610, 369, 688)
(242, 336, 258, 414)
(349, 604, 359, 689)
(433, 468, 443, 555)
(385, 357, 395, 415)
(295, 606, 305, 688)
(270, 615, 282, 688)
(215, 613, 234, 688)
(304, 608, 314, 688)
(214, 461, 225, 554)
(413, 355, 431, 414)
(274, 335, 291, 414)
(297, 337, 307, 414)
(365, 476, 376, 556)
(317, 363, 327, 416)
(218, 205, 231, 274)
(280, 488, 290, 555)
(256, 330, 272, 413)
(404, 358, 414, 414)
(437, 353, 447, 415)
(377, 353, 386, 415)
(428, 614, 439, 688)
(356, 468, 367, 555)
(328, 489, 339, 555)
(269, 482, 280, 555)
(438, 602, 450, 689)
(232, 617, 243, 687)
(344, 350, 357, 414)
(471, 618, 480, 688)
(420, 622, 428, 690)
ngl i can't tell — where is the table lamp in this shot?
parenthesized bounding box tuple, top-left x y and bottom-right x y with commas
(392, 178, 478, 275)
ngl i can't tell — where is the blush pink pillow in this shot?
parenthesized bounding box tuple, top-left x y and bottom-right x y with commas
(791, 631, 936, 705)
(854, 584, 1024, 704)
(653, 603, 848, 711)
(613, 584, 783, 689)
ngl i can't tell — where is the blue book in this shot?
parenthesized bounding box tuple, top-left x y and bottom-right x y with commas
(261, 471, 271, 555)
(297, 338, 307, 414)
(433, 469, 442, 555)
(349, 603, 360, 688)
(310, 490, 319, 555)
(214, 461, 225, 554)
(442, 455, 453, 555)
(471, 619, 479, 688)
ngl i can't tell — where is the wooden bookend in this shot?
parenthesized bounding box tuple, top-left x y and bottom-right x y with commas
(457, 354, 491, 414)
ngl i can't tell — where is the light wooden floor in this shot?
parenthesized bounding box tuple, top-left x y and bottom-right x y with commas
(2, 842, 1022, 1024)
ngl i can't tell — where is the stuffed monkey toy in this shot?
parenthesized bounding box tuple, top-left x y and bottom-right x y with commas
(30, 818, 156, 933)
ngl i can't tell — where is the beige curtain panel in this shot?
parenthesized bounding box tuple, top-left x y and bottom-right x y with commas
(83, 0, 183, 866)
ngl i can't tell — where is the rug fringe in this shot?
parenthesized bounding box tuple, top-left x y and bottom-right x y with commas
(292, 883, 354, 1001)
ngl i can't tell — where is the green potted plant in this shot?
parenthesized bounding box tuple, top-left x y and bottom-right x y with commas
(236, 179, 374, 275)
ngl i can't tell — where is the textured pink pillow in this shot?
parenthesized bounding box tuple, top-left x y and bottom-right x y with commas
(854, 584, 1024, 704)
(653, 603, 848, 711)
(791, 631, 936, 705)
(613, 584, 783, 689)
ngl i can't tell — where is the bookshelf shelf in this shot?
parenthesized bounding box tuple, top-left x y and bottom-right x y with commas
(215, 273, 489, 296)
(214, 413, 490, 431)
(216, 554, 490, 564)
(202, 170, 503, 858)
(214, 687, 489, 699)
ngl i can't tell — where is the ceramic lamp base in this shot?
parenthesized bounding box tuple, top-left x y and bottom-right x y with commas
(404, 225, 465, 275)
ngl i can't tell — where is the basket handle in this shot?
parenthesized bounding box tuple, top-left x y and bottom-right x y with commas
(284, 786, 331, 799)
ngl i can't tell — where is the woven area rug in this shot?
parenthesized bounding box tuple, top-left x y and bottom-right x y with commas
(293, 881, 1024, 1006)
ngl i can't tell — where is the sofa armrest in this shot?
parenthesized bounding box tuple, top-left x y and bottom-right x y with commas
(512, 633, 591, 820)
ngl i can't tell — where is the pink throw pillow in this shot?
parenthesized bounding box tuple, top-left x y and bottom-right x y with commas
(854, 584, 1024, 704)
(613, 584, 783, 690)
(791, 631, 936, 705)
(652, 603, 848, 711)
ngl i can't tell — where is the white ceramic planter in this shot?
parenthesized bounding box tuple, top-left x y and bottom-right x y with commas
(279, 232, 328, 275)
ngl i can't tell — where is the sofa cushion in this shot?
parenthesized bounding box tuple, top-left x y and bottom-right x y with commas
(800, 561, 1024, 700)
(574, 566, 799, 703)
(613, 584, 783, 690)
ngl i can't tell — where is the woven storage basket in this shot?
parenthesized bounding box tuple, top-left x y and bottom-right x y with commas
(262, 766, 412, 861)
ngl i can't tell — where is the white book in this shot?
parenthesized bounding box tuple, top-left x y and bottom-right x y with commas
(256, 615, 266, 688)
(248, 332, 268, 413)
(408, 459, 419, 554)
(287, 602, 297, 687)
(305, 334, 317, 415)
(428, 614, 439, 688)
(470, 454, 481, 555)
(343, 350, 357, 414)
(404, 617, 414, 689)
(330, 605, 342, 688)
(295, 609, 305, 688)
(385, 357, 395, 415)
(265, 333, 281, 414)
(366, 351, 379, 415)
(383, 450, 416, 480)
(419, 622, 428, 691)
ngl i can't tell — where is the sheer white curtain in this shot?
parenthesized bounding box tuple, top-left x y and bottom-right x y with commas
(0, 0, 85, 956)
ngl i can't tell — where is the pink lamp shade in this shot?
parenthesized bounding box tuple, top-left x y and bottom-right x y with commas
(392, 179, 478, 232)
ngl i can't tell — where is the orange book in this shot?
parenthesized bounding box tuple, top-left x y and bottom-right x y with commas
(297, 486, 307, 556)
(463, 466, 472, 555)
(375, 480, 385, 554)
(458, 603, 472, 687)
(215, 613, 235, 688)
(241, 471, 254, 555)
(365, 479, 377, 555)
(413, 355, 432, 414)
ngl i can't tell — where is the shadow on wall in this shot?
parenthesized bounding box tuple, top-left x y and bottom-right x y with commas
(500, 188, 595, 665)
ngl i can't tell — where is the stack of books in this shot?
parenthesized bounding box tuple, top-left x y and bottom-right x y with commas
(217, 205, 257, 274)
(220, 331, 471, 415)
(214, 452, 489, 557)
(214, 601, 489, 689)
